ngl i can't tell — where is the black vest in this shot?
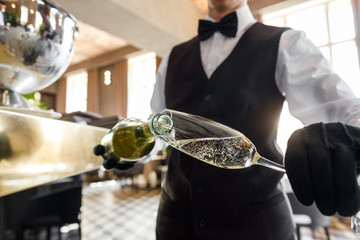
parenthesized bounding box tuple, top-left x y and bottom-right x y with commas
(161, 22, 294, 240)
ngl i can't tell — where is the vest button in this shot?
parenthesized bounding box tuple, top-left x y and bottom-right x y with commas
(199, 220, 207, 227)
(196, 186, 204, 193)
(205, 94, 212, 101)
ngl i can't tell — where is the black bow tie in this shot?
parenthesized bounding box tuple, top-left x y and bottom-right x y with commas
(198, 11, 238, 41)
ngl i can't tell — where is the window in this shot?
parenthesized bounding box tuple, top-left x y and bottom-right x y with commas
(66, 71, 88, 113)
(261, 0, 360, 152)
(20, 6, 28, 25)
(127, 52, 157, 120)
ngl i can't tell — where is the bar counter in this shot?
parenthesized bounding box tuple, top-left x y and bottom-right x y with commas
(0, 109, 108, 197)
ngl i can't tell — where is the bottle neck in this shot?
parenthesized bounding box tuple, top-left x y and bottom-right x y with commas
(135, 121, 156, 140)
(149, 113, 173, 136)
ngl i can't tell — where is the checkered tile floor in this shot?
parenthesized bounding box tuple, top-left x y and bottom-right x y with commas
(24, 180, 359, 240)
(81, 180, 160, 240)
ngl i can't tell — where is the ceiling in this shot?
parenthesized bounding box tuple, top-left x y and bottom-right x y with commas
(69, 0, 214, 65)
(68, 0, 286, 67)
(70, 21, 128, 66)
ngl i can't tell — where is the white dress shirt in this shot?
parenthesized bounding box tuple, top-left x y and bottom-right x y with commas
(151, 4, 360, 127)
(0, 11, 5, 26)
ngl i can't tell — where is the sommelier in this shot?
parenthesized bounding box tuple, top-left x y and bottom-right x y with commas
(147, 0, 360, 239)
(0, 1, 7, 27)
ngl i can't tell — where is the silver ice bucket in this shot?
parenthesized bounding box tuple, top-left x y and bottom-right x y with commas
(0, 0, 78, 108)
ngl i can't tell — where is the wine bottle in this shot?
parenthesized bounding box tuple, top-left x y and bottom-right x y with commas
(93, 114, 173, 169)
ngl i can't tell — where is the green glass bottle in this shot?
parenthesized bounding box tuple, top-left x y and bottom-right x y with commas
(94, 114, 173, 169)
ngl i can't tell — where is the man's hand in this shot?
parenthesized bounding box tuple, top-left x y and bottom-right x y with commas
(285, 122, 360, 216)
(94, 144, 136, 170)
(102, 158, 136, 170)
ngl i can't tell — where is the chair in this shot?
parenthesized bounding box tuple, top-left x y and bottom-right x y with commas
(287, 192, 332, 240)
(18, 184, 82, 240)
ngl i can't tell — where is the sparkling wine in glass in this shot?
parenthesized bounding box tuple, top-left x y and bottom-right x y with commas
(151, 109, 285, 172)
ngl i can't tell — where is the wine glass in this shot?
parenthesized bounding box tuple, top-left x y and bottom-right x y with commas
(151, 109, 285, 172)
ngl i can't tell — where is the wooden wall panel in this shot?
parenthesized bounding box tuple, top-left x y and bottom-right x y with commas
(55, 77, 66, 113)
(87, 68, 100, 113)
(113, 60, 128, 118)
(98, 65, 115, 117)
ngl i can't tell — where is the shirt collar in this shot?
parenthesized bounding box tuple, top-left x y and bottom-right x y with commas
(205, 4, 256, 36)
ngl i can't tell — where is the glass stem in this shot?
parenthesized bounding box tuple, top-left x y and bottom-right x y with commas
(255, 157, 286, 172)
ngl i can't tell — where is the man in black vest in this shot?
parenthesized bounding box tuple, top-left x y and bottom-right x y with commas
(0, 1, 6, 28)
(147, 0, 360, 239)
